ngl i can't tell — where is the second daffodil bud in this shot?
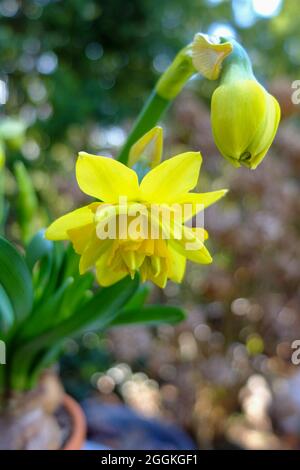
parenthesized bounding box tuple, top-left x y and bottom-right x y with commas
(192, 34, 280, 169)
(209, 39, 280, 169)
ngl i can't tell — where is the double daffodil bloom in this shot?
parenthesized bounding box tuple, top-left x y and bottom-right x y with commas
(46, 141, 227, 287)
(210, 39, 280, 169)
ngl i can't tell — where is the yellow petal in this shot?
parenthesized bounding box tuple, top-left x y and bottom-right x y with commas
(140, 152, 202, 203)
(79, 236, 112, 274)
(128, 126, 163, 169)
(108, 246, 126, 272)
(140, 238, 155, 256)
(192, 33, 233, 80)
(248, 94, 281, 169)
(178, 189, 228, 221)
(191, 227, 209, 241)
(149, 271, 168, 288)
(170, 226, 212, 264)
(96, 251, 127, 286)
(76, 152, 140, 202)
(153, 238, 169, 257)
(45, 204, 96, 240)
(141, 258, 168, 288)
(171, 239, 212, 264)
(150, 255, 162, 277)
(121, 250, 145, 273)
(68, 223, 94, 254)
(168, 245, 186, 283)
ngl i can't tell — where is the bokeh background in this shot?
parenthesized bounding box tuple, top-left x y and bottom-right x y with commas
(2, 0, 300, 450)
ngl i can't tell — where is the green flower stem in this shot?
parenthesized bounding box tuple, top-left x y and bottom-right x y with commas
(117, 45, 196, 165)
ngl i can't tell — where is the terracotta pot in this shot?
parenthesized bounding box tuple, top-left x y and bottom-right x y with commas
(62, 394, 87, 450)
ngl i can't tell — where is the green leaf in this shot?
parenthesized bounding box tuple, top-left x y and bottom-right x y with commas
(19, 277, 74, 340)
(10, 276, 139, 390)
(25, 230, 53, 271)
(40, 241, 65, 299)
(14, 161, 38, 243)
(60, 243, 82, 279)
(0, 284, 14, 334)
(110, 304, 186, 327)
(44, 275, 139, 339)
(32, 252, 53, 300)
(0, 169, 5, 236)
(0, 237, 33, 322)
(27, 344, 63, 390)
(123, 283, 151, 311)
(33, 241, 64, 303)
(58, 272, 94, 320)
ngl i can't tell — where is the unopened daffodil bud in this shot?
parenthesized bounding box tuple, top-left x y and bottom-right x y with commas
(210, 39, 280, 169)
(128, 126, 163, 170)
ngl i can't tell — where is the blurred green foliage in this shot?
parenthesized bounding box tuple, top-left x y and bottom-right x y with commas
(0, 231, 185, 395)
(1, 0, 298, 168)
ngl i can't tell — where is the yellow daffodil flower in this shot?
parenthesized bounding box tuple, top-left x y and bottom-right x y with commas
(46, 134, 227, 288)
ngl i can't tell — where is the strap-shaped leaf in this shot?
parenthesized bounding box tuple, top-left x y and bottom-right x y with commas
(0, 284, 14, 334)
(19, 277, 74, 340)
(0, 171, 6, 235)
(110, 304, 186, 327)
(25, 230, 53, 271)
(123, 284, 151, 311)
(10, 276, 139, 390)
(39, 241, 65, 300)
(33, 241, 63, 304)
(45, 275, 139, 339)
(14, 161, 38, 243)
(58, 271, 94, 320)
(0, 236, 33, 322)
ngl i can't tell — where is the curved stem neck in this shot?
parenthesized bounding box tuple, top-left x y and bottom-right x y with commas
(220, 38, 254, 84)
(117, 46, 196, 165)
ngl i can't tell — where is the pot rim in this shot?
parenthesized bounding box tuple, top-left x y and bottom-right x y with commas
(62, 394, 86, 450)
